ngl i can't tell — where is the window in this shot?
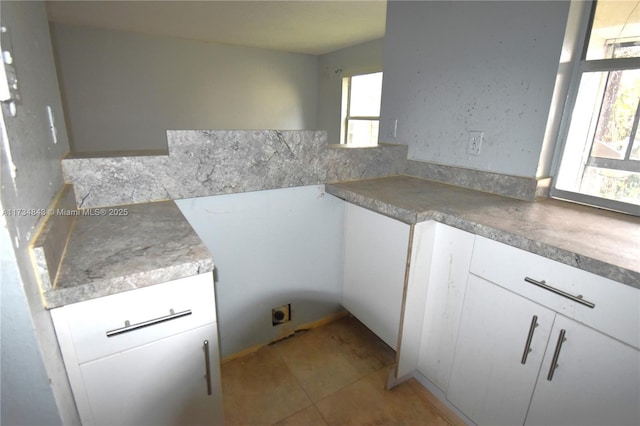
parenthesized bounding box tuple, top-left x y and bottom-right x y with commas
(552, 1, 640, 215)
(341, 72, 383, 147)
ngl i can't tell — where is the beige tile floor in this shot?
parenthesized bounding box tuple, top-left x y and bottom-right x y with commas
(221, 315, 465, 426)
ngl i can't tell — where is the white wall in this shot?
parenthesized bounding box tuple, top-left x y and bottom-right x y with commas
(317, 38, 384, 144)
(0, 2, 78, 424)
(380, 1, 570, 178)
(50, 24, 319, 152)
(176, 186, 345, 358)
(0, 215, 62, 426)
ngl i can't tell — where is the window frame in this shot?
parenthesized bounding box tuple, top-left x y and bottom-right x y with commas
(340, 71, 382, 147)
(550, 1, 640, 216)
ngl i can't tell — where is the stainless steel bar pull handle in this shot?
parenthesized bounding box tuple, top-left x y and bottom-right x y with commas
(547, 329, 567, 381)
(521, 315, 538, 365)
(204, 340, 212, 396)
(106, 309, 192, 337)
(524, 277, 595, 309)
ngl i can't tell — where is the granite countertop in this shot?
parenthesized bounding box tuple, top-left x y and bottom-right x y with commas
(326, 175, 640, 288)
(39, 200, 214, 308)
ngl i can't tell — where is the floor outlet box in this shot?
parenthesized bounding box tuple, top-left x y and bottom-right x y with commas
(272, 304, 291, 326)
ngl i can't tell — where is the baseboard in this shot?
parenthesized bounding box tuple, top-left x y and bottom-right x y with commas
(411, 370, 476, 426)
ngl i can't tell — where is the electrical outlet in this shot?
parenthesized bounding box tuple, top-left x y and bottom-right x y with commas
(467, 131, 483, 156)
(272, 304, 291, 326)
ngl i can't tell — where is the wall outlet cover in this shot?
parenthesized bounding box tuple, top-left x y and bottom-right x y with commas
(272, 304, 291, 326)
(467, 131, 483, 156)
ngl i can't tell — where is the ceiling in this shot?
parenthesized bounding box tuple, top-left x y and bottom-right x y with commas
(46, 0, 387, 56)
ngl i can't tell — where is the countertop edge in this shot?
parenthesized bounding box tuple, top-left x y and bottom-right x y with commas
(325, 184, 640, 289)
(44, 258, 215, 309)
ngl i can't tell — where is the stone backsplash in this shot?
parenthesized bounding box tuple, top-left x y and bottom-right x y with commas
(62, 130, 409, 208)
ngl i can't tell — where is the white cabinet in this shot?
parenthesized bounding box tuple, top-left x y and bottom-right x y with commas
(343, 209, 476, 382)
(526, 315, 640, 426)
(342, 202, 410, 349)
(395, 221, 475, 392)
(80, 324, 222, 426)
(446, 237, 640, 426)
(470, 237, 640, 349)
(447, 275, 555, 425)
(358, 211, 638, 426)
(51, 273, 223, 426)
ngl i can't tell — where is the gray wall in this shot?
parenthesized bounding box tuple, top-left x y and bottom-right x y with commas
(0, 1, 78, 424)
(176, 186, 345, 358)
(317, 38, 384, 145)
(50, 24, 319, 152)
(380, 1, 570, 178)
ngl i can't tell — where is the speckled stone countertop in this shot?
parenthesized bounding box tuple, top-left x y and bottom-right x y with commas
(326, 175, 640, 288)
(40, 200, 214, 308)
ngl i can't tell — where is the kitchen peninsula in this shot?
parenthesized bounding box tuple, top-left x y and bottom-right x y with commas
(31, 183, 223, 425)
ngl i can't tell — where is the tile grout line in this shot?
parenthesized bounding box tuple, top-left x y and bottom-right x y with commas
(268, 324, 391, 426)
(309, 364, 399, 425)
(274, 318, 401, 425)
(269, 339, 324, 425)
(230, 316, 445, 426)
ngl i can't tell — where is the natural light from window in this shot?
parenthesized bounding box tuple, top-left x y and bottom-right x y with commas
(341, 72, 382, 147)
(553, 1, 640, 214)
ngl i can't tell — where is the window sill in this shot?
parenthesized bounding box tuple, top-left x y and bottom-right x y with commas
(328, 143, 380, 149)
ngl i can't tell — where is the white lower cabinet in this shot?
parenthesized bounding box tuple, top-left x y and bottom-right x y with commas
(80, 323, 223, 426)
(352, 212, 639, 426)
(447, 275, 554, 426)
(445, 237, 640, 426)
(525, 315, 640, 426)
(448, 275, 640, 426)
(51, 273, 223, 426)
(342, 202, 410, 349)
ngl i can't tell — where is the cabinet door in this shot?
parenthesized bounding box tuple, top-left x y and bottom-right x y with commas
(343, 203, 410, 349)
(526, 315, 640, 426)
(79, 323, 223, 426)
(447, 275, 554, 426)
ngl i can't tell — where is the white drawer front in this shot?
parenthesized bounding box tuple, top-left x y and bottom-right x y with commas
(470, 237, 639, 349)
(53, 273, 216, 364)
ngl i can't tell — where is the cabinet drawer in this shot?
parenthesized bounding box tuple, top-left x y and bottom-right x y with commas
(51, 273, 216, 364)
(470, 237, 639, 349)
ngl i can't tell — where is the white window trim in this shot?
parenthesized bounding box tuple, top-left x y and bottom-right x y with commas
(550, 0, 640, 216)
(340, 71, 382, 146)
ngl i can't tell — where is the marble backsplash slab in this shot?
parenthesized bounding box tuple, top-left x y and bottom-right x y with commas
(62, 129, 548, 207)
(30, 185, 77, 291)
(62, 130, 409, 208)
(405, 160, 550, 201)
